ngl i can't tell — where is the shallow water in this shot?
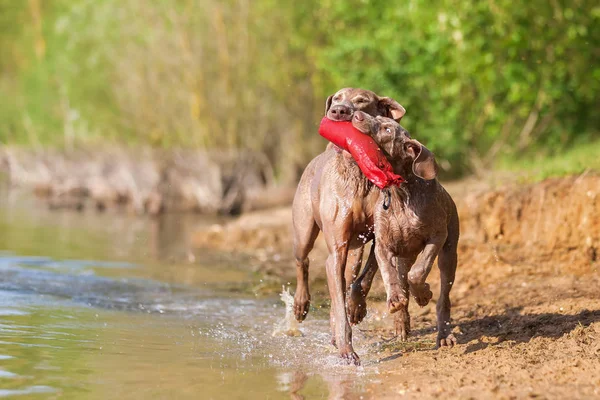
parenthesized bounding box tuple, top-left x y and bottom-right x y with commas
(0, 190, 383, 399)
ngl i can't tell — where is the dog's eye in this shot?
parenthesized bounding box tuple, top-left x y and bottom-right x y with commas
(385, 127, 392, 134)
(354, 98, 367, 104)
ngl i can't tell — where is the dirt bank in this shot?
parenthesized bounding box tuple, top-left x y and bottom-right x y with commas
(0, 147, 294, 215)
(192, 173, 599, 277)
(192, 173, 600, 398)
(460, 172, 599, 275)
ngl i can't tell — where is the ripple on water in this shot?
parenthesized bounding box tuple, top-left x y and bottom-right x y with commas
(0, 255, 135, 272)
(0, 309, 29, 317)
(0, 370, 20, 378)
(0, 252, 379, 397)
(0, 386, 56, 397)
(0, 208, 387, 398)
(0, 340, 63, 349)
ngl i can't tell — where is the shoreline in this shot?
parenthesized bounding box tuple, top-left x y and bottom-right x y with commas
(0, 146, 293, 216)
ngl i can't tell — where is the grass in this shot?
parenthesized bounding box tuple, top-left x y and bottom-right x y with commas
(495, 139, 600, 183)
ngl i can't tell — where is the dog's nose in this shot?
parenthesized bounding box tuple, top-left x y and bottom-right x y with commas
(329, 104, 353, 121)
(353, 111, 365, 122)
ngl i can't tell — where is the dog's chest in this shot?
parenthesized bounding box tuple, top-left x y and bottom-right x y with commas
(377, 207, 426, 255)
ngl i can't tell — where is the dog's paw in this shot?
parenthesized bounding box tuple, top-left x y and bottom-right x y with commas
(437, 333, 457, 348)
(340, 350, 361, 366)
(409, 283, 433, 307)
(394, 308, 411, 341)
(330, 335, 338, 349)
(387, 292, 409, 314)
(293, 292, 310, 322)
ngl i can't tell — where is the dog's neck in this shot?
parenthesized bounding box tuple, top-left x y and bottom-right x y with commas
(387, 170, 438, 217)
(330, 141, 429, 200)
(385, 155, 431, 207)
(334, 150, 375, 195)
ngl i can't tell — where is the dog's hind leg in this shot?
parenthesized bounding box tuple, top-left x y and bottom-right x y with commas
(346, 245, 364, 290)
(347, 244, 377, 325)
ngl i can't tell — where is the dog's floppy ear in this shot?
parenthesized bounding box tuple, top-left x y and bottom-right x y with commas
(378, 97, 406, 121)
(325, 95, 333, 114)
(404, 139, 438, 180)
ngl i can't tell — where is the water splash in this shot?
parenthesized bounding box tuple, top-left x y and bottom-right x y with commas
(272, 286, 303, 337)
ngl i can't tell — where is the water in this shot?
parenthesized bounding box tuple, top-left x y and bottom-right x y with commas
(0, 190, 382, 399)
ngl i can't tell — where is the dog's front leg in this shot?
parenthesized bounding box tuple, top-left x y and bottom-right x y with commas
(393, 256, 416, 341)
(407, 234, 446, 307)
(324, 230, 359, 365)
(373, 243, 406, 316)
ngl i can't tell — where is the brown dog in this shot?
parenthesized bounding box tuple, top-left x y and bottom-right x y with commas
(349, 112, 459, 348)
(292, 88, 405, 364)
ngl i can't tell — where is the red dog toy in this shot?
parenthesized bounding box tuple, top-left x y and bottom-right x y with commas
(318, 117, 404, 190)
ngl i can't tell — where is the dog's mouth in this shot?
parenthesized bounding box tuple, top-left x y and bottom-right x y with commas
(326, 112, 354, 122)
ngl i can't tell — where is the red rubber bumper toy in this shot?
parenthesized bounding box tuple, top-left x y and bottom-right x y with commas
(318, 117, 404, 190)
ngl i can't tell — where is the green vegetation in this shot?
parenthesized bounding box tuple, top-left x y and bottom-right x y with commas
(496, 139, 600, 181)
(0, 0, 598, 180)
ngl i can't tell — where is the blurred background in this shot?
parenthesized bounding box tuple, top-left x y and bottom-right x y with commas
(0, 2, 599, 398)
(1, 0, 598, 187)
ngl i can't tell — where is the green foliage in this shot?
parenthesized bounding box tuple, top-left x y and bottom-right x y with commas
(496, 139, 600, 182)
(0, 0, 598, 179)
(310, 0, 600, 175)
